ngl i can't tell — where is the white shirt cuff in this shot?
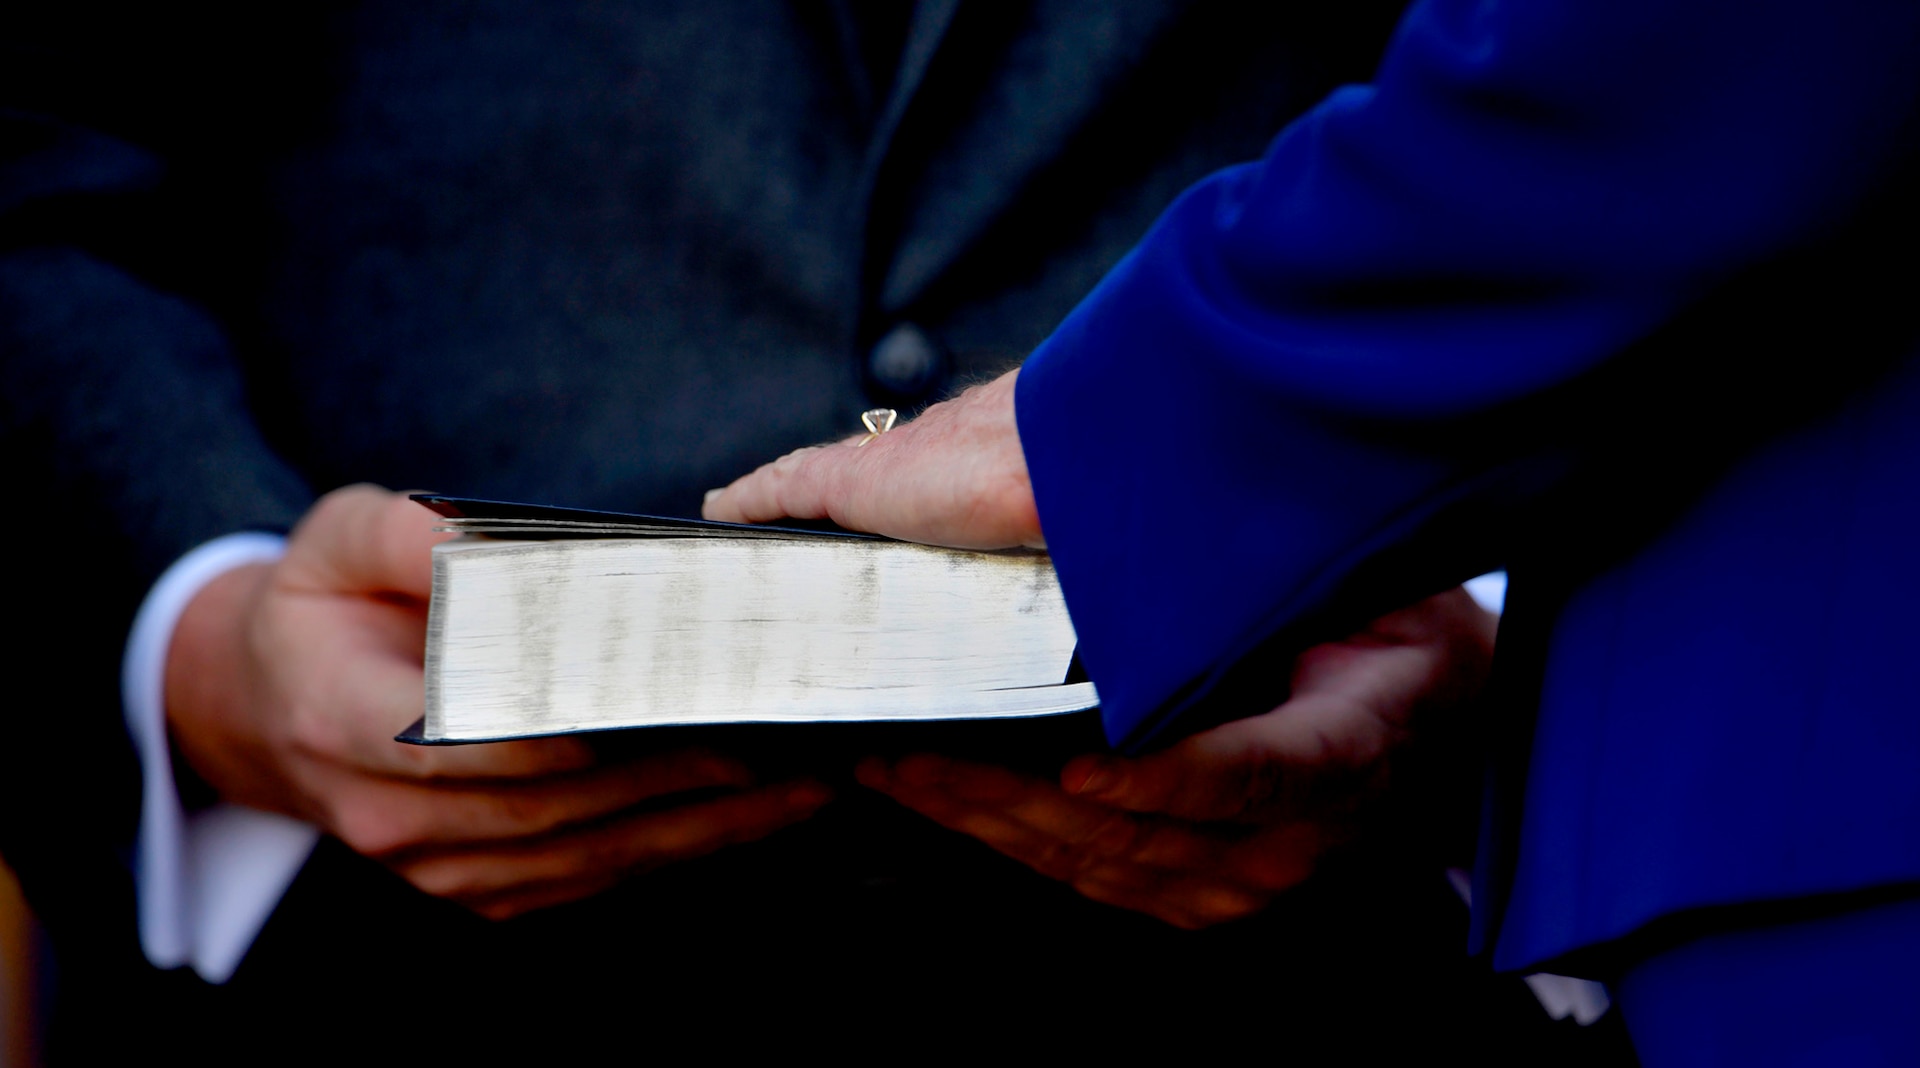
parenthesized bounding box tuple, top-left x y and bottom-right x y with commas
(1464, 571, 1508, 615)
(1454, 572, 1612, 1024)
(122, 532, 320, 983)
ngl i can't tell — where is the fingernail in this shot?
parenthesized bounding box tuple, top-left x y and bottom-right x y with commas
(703, 488, 723, 505)
(1068, 757, 1121, 797)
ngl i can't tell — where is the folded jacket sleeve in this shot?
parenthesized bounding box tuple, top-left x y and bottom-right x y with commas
(1015, 0, 1920, 749)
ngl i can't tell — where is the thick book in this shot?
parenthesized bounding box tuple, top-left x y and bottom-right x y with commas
(403, 496, 1098, 744)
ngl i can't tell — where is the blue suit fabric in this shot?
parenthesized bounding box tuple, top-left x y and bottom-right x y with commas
(1016, 0, 1920, 1049)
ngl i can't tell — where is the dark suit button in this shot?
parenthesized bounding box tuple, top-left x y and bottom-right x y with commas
(866, 322, 946, 401)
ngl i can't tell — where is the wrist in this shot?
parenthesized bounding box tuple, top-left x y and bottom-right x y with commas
(164, 561, 276, 810)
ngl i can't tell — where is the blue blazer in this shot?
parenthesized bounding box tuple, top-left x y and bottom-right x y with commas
(1017, 0, 1920, 982)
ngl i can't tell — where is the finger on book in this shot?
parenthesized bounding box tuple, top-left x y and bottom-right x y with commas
(288, 483, 449, 600)
(703, 445, 840, 526)
(300, 647, 602, 779)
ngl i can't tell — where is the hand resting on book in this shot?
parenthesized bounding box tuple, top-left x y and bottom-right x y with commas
(703, 367, 1041, 550)
(857, 589, 1494, 928)
(165, 484, 833, 919)
(708, 375, 1496, 927)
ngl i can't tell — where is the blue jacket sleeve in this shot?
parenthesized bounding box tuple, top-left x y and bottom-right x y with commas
(1016, 0, 1920, 749)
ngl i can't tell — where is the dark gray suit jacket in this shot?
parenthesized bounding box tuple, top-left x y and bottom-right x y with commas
(0, 3, 1606, 1061)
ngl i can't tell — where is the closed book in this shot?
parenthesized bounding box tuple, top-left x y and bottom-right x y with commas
(403, 496, 1097, 744)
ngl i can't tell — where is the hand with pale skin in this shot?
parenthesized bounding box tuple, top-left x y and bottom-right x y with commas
(168, 484, 832, 920)
(705, 369, 1495, 927)
(703, 368, 1042, 550)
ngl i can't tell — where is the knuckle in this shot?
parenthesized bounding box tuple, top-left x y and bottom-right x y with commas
(770, 449, 811, 477)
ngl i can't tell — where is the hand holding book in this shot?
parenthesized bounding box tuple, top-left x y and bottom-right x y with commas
(411, 365, 1494, 929)
(166, 485, 833, 919)
(854, 589, 1495, 928)
(706, 375, 1497, 927)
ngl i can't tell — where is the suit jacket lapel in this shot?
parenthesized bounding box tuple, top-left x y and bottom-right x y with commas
(863, 0, 1190, 316)
(857, 0, 961, 199)
(885, 0, 963, 137)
